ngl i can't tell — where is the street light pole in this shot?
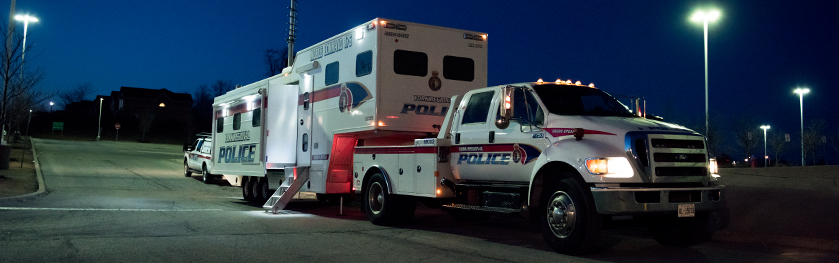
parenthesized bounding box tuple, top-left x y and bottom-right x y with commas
(794, 88, 810, 166)
(14, 14, 37, 78)
(760, 125, 770, 167)
(25, 109, 30, 136)
(691, 9, 720, 138)
(49, 101, 53, 112)
(96, 98, 102, 141)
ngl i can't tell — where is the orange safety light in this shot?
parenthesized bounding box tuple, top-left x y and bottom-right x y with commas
(436, 189, 441, 195)
(537, 78, 544, 83)
(589, 83, 595, 87)
(505, 95, 512, 109)
(575, 81, 582, 85)
(380, 20, 387, 26)
(585, 159, 608, 174)
(555, 79, 562, 84)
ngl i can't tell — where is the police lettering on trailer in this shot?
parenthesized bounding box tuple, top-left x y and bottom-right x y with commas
(218, 143, 258, 164)
(400, 103, 448, 116)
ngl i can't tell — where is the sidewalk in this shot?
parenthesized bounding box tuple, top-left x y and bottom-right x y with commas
(0, 137, 46, 201)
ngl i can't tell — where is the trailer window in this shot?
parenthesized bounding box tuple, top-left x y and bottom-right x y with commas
(443, 56, 474, 81)
(216, 117, 223, 133)
(325, 62, 339, 86)
(233, 113, 241, 130)
(461, 91, 494, 125)
(252, 108, 261, 127)
(356, 50, 373, 77)
(394, 50, 427, 77)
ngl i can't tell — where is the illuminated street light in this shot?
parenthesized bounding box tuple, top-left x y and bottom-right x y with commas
(760, 125, 770, 167)
(49, 101, 53, 112)
(96, 98, 103, 141)
(14, 14, 38, 77)
(690, 9, 721, 138)
(794, 88, 810, 166)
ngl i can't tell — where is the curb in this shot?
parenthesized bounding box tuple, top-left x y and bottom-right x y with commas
(0, 138, 47, 202)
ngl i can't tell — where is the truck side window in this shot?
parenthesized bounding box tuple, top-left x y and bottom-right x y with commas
(497, 88, 544, 126)
(393, 50, 428, 77)
(461, 91, 494, 125)
(233, 113, 241, 130)
(325, 61, 339, 85)
(216, 117, 224, 133)
(443, 55, 474, 81)
(356, 50, 373, 77)
(252, 108, 261, 127)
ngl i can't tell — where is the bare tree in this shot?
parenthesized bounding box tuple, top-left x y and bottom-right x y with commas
(136, 108, 155, 142)
(802, 119, 825, 165)
(0, 22, 47, 140)
(59, 83, 93, 108)
(733, 116, 759, 160)
(264, 48, 288, 77)
(210, 80, 234, 97)
(768, 130, 787, 166)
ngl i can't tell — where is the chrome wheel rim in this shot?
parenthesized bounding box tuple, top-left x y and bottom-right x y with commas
(546, 191, 576, 238)
(368, 182, 384, 214)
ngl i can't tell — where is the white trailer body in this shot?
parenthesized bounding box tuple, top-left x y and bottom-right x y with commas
(210, 18, 487, 202)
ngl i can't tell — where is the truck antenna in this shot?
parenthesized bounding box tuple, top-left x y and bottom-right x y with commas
(287, 0, 298, 67)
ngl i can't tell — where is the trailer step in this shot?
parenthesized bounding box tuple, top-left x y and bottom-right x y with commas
(263, 167, 309, 213)
(442, 204, 520, 214)
(454, 182, 529, 189)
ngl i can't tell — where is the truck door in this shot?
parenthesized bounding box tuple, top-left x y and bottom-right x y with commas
(486, 87, 550, 182)
(297, 74, 313, 167)
(450, 90, 495, 180)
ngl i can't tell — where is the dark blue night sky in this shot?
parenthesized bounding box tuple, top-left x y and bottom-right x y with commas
(7, 0, 839, 163)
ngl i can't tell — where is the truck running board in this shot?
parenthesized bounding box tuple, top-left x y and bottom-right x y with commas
(442, 204, 520, 214)
(264, 167, 309, 213)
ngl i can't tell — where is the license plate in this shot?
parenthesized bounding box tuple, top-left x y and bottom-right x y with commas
(678, 204, 695, 217)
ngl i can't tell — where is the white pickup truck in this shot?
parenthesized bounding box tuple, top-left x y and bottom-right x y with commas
(353, 80, 724, 254)
(183, 133, 216, 184)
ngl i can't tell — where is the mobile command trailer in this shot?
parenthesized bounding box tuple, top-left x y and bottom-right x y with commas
(353, 80, 724, 254)
(210, 18, 488, 205)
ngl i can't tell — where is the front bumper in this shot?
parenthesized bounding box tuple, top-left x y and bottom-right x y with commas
(591, 185, 724, 215)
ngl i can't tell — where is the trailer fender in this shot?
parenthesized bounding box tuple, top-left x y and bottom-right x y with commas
(361, 165, 394, 195)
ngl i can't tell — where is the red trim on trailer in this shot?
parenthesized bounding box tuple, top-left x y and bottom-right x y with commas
(353, 146, 437, 154)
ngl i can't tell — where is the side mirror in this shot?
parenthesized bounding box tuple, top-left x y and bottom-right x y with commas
(496, 86, 514, 129)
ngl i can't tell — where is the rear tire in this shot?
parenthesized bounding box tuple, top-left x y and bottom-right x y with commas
(256, 178, 270, 204)
(363, 172, 401, 225)
(648, 213, 714, 247)
(540, 176, 602, 255)
(201, 165, 212, 184)
(243, 177, 254, 202)
(183, 160, 192, 177)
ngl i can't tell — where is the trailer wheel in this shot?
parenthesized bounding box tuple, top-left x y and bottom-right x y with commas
(183, 160, 192, 177)
(648, 213, 714, 247)
(363, 172, 400, 225)
(256, 178, 270, 204)
(201, 164, 212, 184)
(540, 177, 602, 255)
(243, 177, 254, 202)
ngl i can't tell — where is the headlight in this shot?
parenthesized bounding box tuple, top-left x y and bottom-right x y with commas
(585, 157, 634, 178)
(709, 158, 720, 178)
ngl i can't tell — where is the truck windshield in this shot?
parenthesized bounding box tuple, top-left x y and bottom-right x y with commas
(532, 84, 635, 117)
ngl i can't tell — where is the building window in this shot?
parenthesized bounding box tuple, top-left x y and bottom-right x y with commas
(159, 102, 166, 107)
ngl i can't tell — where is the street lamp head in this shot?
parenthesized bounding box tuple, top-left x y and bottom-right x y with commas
(50, 101, 54, 106)
(793, 87, 810, 95)
(14, 14, 38, 23)
(691, 9, 721, 23)
(760, 125, 770, 130)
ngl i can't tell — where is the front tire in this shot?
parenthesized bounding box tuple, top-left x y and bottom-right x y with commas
(201, 164, 212, 184)
(183, 160, 192, 177)
(363, 172, 401, 225)
(540, 177, 602, 255)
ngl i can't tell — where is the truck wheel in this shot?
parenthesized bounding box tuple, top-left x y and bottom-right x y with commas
(202, 165, 212, 184)
(256, 178, 270, 204)
(648, 213, 714, 247)
(243, 177, 254, 202)
(540, 177, 602, 255)
(363, 172, 400, 225)
(183, 160, 192, 177)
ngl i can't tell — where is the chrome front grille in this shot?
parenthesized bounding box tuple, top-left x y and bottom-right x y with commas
(626, 132, 709, 182)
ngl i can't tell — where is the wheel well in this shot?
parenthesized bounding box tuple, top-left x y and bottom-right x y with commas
(361, 166, 392, 195)
(530, 161, 586, 207)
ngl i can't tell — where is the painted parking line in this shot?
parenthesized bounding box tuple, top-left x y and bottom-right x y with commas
(0, 207, 224, 212)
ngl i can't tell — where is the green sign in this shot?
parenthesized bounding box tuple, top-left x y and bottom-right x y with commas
(52, 122, 64, 131)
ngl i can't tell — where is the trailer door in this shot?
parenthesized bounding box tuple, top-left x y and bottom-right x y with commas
(297, 74, 314, 166)
(264, 83, 299, 168)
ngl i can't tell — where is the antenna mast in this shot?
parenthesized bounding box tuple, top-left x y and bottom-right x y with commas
(287, 0, 298, 67)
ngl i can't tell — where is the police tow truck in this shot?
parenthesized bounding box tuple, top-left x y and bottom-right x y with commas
(183, 133, 216, 184)
(206, 18, 723, 255)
